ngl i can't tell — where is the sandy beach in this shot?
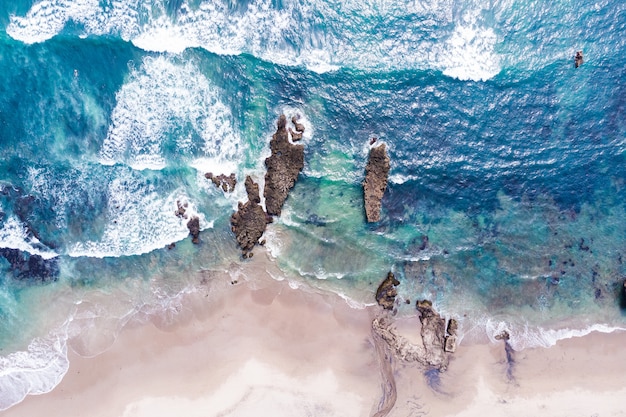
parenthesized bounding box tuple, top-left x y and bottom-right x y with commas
(4, 251, 626, 417)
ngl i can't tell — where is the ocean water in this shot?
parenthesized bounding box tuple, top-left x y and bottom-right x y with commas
(1, 0, 625, 410)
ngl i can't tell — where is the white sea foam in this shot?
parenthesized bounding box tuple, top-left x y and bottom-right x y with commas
(439, 10, 500, 82)
(0, 330, 69, 411)
(0, 216, 58, 260)
(68, 174, 210, 258)
(8, 0, 501, 80)
(100, 55, 241, 171)
(485, 319, 626, 351)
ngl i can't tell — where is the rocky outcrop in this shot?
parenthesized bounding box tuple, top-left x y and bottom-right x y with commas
(187, 216, 200, 244)
(375, 271, 400, 310)
(372, 299, 453, 371)
(0, 248, 59, 283)
(575, 50, 583, 68)
(363, 143, 390, 222)
(288, 115, 305, 141)
(230, 176, 272, 257)
(205, 172, 237, 192)
(415, 300, 448, 369)
(264, 115, 305, 216)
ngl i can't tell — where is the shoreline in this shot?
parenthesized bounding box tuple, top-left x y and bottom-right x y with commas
(4, 251, 626, 416)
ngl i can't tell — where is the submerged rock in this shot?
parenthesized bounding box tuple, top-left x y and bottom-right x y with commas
(0, 248, 59, 283)
(205, 172, 237, 193)
(264, 115, 305, 216)
(363, 143, 390, 222)
(230, 176, 272, 256)
(375, 271, 400, 310)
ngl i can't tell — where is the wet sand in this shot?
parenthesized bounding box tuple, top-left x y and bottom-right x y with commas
(4, 251, 626, 417)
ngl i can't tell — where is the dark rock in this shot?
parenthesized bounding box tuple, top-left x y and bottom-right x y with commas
(205, 172, 237, 193)
(264, 115, 304, 216)
(575, 50, 583, 68)
(291, 115, 305, 133)
(446, 318, 458, 336)
(495, 330, 510, 341)
(289, 128, 303, 141)
(187, 216, 200, 244)
(175, 200, 188, 219)
(363, 143, 390, 222)
(230, 176, 272, 255)
(375, 271, 400, 310)
(0, 247, 59, 284)
(444, 318, 458, 353)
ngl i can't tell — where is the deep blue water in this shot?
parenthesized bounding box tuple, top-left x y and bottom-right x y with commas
(0, 0, 625, 410)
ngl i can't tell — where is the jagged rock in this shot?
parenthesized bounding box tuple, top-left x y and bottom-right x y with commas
(363, 143, 390, 222)
(289, 128, 303, 141)
(447, 318, 458, 336)
(292, 115, 305, 133)
(264, 115, 305, 216)
(375, 271, 400, 310)
(187, 216, 200, 244)
(575, 50, 583, 68)
(205, 172, 237, 192)
(230, 176, 272, 255)
(175, 200, 188, 219)
(416, 299, 449, 370)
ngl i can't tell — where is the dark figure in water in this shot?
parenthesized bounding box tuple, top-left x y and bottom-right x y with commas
(575, 50, 583, 68)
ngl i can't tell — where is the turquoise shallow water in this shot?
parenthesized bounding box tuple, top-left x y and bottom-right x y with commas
(0, 0, 625, 410)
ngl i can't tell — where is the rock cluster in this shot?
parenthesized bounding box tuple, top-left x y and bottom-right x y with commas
(205, 172, 237, 192)
(288, 115, 305, 141)
(0, 247, 59, 283)
(264, 115, 305, 216)
(375, 271, 400, 310)
(230, 176, 273, 257)
(363, 143, 390, 222)
(175, 200, 200, 244)
(372, 271, 456, 371)
(229, 115, 305, 256)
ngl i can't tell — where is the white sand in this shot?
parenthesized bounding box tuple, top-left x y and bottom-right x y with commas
(4, 251, 626, 417)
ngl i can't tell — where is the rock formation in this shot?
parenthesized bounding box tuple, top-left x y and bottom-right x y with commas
(175, 200, 188, 219)
(372, 298, 453, 371)
(415, 300, 449, 369)
(444, 318, 458, 353)
(288, 115, 305, 141)
(375, 271, 400, 310)
(230, 176, 273, 257)
(363, 143, 390, 222)
(0, 248, 59, 283)
(264, 115, 305, 216)
(205, 172, 237, 192)
(575, 50, 583, 68)
(187, 216, 200, 244)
